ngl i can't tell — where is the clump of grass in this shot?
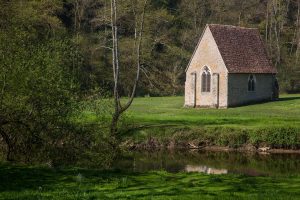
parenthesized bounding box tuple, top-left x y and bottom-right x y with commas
(215, 128, 249, 148)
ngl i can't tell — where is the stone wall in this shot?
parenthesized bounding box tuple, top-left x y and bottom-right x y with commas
(228, 73, 275, 107)
(185, 26, 228, 108)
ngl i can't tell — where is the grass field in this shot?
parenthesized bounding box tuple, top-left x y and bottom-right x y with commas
(126, 94, 300, 128)
(1, 163, 300, 200)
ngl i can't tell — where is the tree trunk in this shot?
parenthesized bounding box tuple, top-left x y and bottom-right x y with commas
(109, 0, 148, 138)
(0, 128, 13, 161)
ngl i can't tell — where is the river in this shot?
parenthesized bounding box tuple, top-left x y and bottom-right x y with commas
(113, 150, 300, 176)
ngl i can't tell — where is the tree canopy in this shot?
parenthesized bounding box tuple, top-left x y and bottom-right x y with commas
(49, 0, 300, 95)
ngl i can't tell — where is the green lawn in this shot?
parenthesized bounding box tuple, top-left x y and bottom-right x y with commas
(126, 94, 300, 128)
(1, 163, 300, 200)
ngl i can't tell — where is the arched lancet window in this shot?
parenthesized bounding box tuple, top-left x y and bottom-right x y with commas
(201, 66, 211, 92)
(248, 74, 256, 92)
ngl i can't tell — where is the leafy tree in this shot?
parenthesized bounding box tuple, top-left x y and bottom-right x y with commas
(0, 1, 78, 161)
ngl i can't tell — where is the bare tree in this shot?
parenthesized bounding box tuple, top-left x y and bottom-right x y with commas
(264, 0, 289, 68)
(109, 0, 147, 137)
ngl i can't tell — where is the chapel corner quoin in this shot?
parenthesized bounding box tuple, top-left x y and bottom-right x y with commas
(184, 24, 279, 109)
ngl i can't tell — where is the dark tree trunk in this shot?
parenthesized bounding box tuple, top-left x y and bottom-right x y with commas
(0, 128, 14, 161)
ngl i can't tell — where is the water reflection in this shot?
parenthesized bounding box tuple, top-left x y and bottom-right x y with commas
(114, 150, 300, 176)
(185, 165, 228, 175)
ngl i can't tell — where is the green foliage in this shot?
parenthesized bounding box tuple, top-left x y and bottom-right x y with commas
(0, 1, 114, 164)
(250, 127, 300, 149)
(126, 126, 300, 150)
(215, 128, 249, 148)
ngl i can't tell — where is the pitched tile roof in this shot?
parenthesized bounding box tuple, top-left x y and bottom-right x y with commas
(208, 24, 277, 74)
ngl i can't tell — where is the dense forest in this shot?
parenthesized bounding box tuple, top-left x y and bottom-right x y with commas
(1, 0, 300, 96)
(1, 0, 300, 162)
(76, 0, 300, 95)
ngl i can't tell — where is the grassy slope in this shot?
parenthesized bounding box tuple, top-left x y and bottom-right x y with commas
(1, 164, 300, 200)
(126, 94, 300, 129)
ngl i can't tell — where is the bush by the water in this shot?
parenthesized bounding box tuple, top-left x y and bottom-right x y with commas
(250, 127, 300, 149)
(126, 126, 300, 150)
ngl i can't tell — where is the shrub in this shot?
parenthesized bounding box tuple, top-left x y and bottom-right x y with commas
(126, 126, 300, 150)
(250, 127, 300, 149)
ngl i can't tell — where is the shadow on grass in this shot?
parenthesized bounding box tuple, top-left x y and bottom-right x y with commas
(121, 116, 297, 137)
(1, 163, 300, 199)
(125, 117, 263, 129)
(228, 95, 300, 108)
(198, 95, 300, 109)
(0, 163, 129, 193)
(278, 96, 300, 101)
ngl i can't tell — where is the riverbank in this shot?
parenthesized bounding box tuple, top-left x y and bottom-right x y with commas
(116, 94, 300, 152)
(121, 126, 300, 153)
(1, 163, 300, 199)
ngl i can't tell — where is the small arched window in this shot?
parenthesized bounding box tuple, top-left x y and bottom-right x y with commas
(248, 74, 256, 92)
(201, 66, 211, 92)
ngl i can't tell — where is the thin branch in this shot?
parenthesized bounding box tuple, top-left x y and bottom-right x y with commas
(140, 66, 154, 88)
(98, 46, 113, 51)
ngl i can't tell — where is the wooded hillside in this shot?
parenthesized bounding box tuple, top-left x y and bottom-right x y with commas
(1, 0, 300, 96)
